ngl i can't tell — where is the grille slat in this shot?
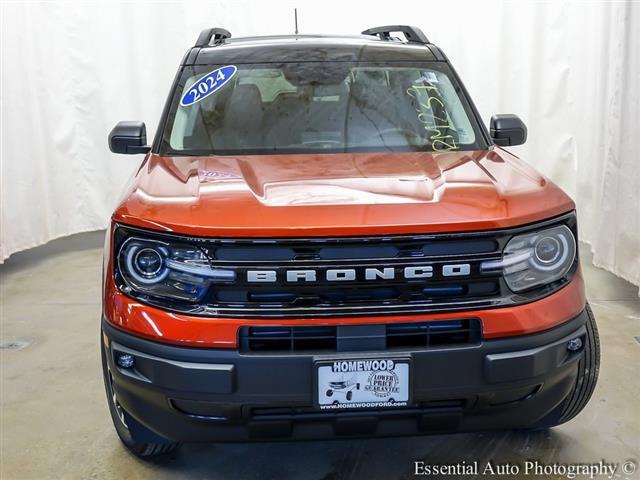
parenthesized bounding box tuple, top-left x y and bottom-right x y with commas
(213, 280, 499, 309)
(210, 238, 499, 263)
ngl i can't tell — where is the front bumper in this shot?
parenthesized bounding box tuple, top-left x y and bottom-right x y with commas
(101, 309, 588, 442)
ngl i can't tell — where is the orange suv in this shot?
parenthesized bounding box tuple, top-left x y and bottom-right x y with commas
(103, 26, 599, 457)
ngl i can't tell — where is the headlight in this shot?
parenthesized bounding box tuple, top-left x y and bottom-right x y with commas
(117, 237, 235, 302)
(482, 224, 576, 292)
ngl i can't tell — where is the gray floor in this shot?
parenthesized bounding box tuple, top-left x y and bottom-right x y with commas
(1, 231, 638, 480)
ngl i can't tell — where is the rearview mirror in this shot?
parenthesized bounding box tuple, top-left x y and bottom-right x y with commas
(490, 114, 527, 147)
(108, 121, 151, 154)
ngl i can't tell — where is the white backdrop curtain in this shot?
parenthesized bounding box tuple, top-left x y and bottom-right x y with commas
(1, 0, 638, 291)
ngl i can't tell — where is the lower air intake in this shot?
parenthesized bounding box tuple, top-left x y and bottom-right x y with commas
(239, 319, 481, 353)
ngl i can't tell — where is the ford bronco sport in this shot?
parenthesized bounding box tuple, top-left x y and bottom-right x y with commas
(103, 26, 599, 457)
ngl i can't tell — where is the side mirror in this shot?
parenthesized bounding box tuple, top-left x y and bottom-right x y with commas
(490, 114, 527, 147)
(108, 121, 151, 154)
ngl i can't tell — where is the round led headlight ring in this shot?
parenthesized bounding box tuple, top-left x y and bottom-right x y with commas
(534, 236, 562, 265)
(134, 248, 164, 277)
(530, 231, 571, 273)
(122, 242, 170, 285)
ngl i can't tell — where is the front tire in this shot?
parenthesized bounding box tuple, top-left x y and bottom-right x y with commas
(532, 303, 600, 428)
(101, 341, 179, 458)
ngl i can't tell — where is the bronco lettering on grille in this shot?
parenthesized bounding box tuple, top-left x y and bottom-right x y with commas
(246, 265, 471, 283)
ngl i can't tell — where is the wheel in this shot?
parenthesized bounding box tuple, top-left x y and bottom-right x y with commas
(531, 303, 600, 429)
(101, 341, 179, 458)
(346, 391, 353, 401)
(326, 389, 333, 397)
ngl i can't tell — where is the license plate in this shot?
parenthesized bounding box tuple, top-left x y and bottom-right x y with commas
(316, 358, 410, 410)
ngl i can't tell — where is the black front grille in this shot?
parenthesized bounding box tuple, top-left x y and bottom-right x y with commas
(202, 234, 506, 318)
(239, 319, 481, 353)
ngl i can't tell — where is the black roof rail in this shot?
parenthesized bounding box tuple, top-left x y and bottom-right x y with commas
(194, 27, 232, 47)
(361, 25, 429, 45)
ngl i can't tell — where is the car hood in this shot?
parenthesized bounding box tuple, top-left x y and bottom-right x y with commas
(113, 148, 574, 236)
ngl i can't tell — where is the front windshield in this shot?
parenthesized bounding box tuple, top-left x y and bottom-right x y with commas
(160, 62, 485, 155)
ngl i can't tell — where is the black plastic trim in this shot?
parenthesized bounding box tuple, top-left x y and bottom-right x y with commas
(361, 25, 429, 44)
(195, 27, 231, 47)
(101, 310, 588, 442)
(108, 121, 150, 155)
(490, 114, 528, 147)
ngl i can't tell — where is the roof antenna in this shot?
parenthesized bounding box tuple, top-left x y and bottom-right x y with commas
(294, 8, 299, 35)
